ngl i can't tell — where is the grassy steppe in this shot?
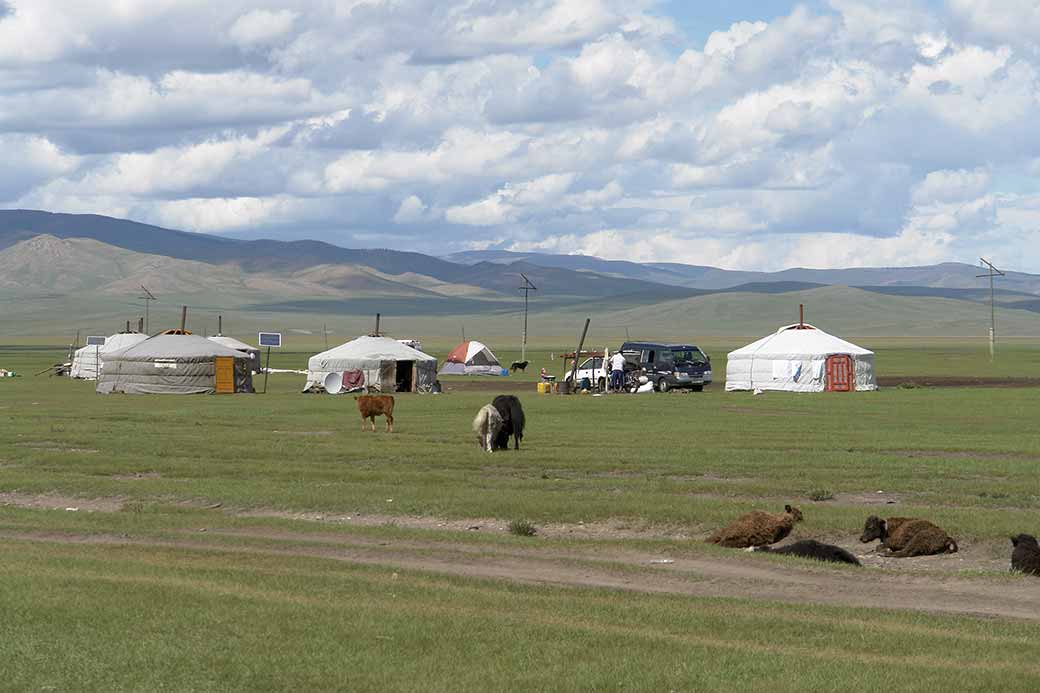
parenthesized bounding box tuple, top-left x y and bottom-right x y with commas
(2, 343, 1040, 690)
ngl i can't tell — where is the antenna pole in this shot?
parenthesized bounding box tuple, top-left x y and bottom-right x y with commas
(518, 273, 538, 362)
(138, 285, 157, 334)
(977, 258, 1005, 360)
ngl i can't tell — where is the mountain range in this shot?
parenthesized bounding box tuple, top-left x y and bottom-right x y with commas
(2, 209, 1040, 337)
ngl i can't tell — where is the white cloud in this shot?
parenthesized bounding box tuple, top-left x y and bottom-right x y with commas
(912, 168, 991, 205)
(228, 9, 298, 48)
(445, 173, 575, 225)
(3, 0, 1040, 270)
(0, 134, 80, 198)
(393, 195, 427, 223)
(704, 21, 768, 57)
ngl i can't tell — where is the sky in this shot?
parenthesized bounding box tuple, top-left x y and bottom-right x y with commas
(1, 0, 1039, 271)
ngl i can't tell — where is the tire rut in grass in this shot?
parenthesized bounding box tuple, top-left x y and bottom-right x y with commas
(2, 527, 1037, 623)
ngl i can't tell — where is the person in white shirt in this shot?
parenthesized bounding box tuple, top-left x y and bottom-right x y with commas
(609, 351, 627, 392)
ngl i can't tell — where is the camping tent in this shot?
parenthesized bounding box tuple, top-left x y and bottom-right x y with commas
(97, 334, 255, 394)
(208, 335, 262, 373)
(438, 340, 504, 376)
(70, 332, 149, 380)
(725, 323, 876, 393)
(304, 336, 437, 393)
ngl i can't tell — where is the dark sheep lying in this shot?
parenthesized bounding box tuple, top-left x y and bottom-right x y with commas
(754, 540, 861, 566)
(708, 504, 804, 548)
(1010, 534, 1040, 576)
(859, 515, 957, 557)
(491, 394, 525, 451)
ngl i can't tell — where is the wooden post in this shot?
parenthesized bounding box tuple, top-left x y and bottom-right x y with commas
(180, 306, 187, 332)
(569, 318, 591, 391)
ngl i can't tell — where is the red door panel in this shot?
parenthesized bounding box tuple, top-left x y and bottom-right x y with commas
(826, 355, 853, 392)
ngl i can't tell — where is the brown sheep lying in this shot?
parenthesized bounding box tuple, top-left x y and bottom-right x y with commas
(859, 515, 957, 557)
(708, 504, 804, 548)
(1010, 534, 1040, 576)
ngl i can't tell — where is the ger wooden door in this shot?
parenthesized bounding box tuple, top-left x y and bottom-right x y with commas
(825, 355, 853, 392)
(215, 356, 235, 394)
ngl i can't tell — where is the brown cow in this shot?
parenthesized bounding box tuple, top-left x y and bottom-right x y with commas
(356, 395, 394, 432)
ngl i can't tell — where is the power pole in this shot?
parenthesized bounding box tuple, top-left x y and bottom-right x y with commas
(977, 258, 1004, 360)
(518, 273, 538, 362)
(139, 285, 157, 334)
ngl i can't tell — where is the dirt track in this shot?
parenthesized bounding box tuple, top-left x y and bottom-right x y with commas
(5, 525, 1037, 622)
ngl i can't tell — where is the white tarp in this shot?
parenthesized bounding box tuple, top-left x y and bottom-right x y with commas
(70, 332, 149, 380)
(725, 323, 876, 393)
(304, 335, 437, 392)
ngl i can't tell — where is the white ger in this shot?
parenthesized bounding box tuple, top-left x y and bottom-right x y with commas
(725, 323, 876, 393)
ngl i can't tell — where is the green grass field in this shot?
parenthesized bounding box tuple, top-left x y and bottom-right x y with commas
(3, 342, 1040, 690)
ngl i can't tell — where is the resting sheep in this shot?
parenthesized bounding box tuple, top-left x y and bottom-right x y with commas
(859, 515, 957, 557)
(754, 539, 861, 566)
(1010, 534, 1040, 576)
(473, 404, 504, 453)
(355, 395, 394, 433)
(707, 504, 804, 548)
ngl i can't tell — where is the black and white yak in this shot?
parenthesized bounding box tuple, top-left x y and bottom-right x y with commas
(491, 394, 525, 451)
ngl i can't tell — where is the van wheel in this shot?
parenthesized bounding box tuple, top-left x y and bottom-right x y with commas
(657, 379, 669, 393)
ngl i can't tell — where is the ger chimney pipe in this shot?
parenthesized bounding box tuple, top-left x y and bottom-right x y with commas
(180, 306, 187, 332)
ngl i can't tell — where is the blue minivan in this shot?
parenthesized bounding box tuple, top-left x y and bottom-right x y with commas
(618, 342, 712, 392)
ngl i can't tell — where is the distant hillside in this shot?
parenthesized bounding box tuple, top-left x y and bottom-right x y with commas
(0, 235, 438, 301)
(5, 209, 1040, 339)
(602, 285, 1040, 337)
(451, 249, 1040, 295)
(0, 210, 678, 300)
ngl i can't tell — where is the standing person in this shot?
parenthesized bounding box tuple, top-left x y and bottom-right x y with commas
(609, 350, 627, 392)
